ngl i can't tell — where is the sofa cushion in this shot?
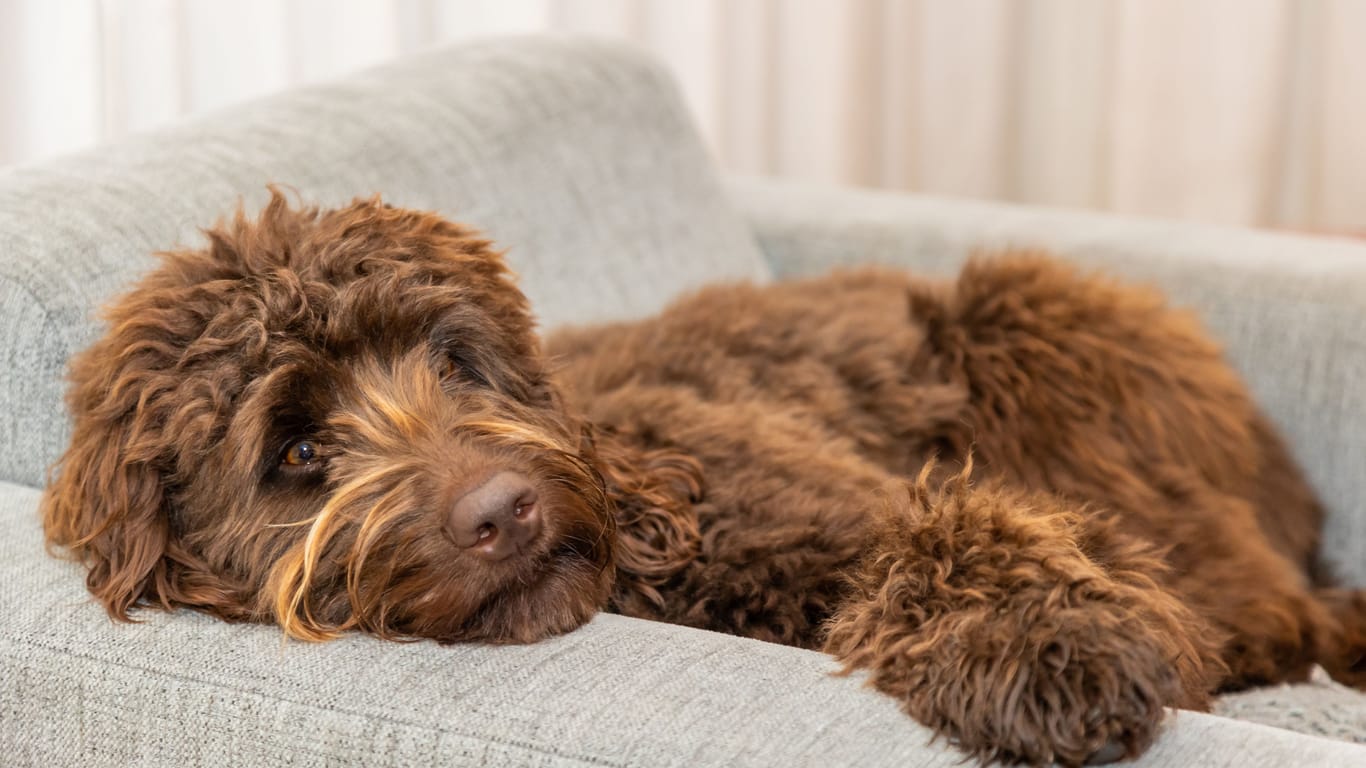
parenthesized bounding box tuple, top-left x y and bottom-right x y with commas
(4, 481, 1365, 766)
(0, 36, 769, 489)
(0, 481, 953, 767)
(1214, 667, 1366, 745)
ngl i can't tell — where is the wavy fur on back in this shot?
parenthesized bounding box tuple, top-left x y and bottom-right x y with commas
(44, 192, 1366, 765)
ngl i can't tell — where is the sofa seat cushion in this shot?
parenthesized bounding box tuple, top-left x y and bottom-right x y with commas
(4, 480, 1366, 766)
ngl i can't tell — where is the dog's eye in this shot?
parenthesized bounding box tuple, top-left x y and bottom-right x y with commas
(281, 439, 323, 467)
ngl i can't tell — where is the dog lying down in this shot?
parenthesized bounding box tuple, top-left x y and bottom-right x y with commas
(44, 192, 1366, 766)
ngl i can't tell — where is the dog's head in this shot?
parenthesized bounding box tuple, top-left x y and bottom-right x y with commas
(42, 191, 625, 643)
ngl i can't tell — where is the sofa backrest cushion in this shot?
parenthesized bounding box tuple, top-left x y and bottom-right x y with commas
(0, 36, 769, 488)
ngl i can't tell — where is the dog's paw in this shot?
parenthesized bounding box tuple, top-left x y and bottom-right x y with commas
(830, 591, 1199, 766)
(823, 476, 1216, 765)
(923, 601, 1186, 766)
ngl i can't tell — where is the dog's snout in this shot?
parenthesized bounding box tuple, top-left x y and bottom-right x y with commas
(446, 471, 541, 559)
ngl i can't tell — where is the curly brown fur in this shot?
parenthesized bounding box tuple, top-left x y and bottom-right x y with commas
(44, 192, 1366, 765)
(824, 461, 1219, 764)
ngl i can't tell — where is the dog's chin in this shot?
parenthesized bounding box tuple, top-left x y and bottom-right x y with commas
(405, 539, 609, 646)
(466, 551, 613, 644)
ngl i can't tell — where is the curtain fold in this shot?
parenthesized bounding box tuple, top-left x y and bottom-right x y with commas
(1, 0, 1360, 232)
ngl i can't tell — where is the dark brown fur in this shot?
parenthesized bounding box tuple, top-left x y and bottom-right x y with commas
(43, 193, 1366, 765)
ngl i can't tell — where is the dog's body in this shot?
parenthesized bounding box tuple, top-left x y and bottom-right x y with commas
(44, 195, 1366, 766)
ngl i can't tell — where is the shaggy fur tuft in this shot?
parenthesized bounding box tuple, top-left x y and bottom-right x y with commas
(44, 192, 1366, 765)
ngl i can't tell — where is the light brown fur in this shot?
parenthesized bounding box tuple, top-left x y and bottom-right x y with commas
(43, 193, 1366, 765)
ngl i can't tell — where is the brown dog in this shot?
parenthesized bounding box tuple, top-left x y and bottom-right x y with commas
(43, 192, 1366, 765)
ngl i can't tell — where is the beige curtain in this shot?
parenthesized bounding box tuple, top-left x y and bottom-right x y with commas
(2, 0, 1362, 232)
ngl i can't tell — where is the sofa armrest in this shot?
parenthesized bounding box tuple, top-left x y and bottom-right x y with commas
(727, 176, 1366, 587)
(5, 481, 1366, 766)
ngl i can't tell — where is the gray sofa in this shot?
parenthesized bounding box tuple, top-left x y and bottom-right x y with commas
(2, 36, 1364, 767)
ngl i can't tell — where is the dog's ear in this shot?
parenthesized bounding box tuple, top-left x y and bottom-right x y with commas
(41, 269, 246, 622)
(42, 391, 178, 621)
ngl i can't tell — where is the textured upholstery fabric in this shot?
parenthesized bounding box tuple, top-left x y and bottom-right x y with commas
(0, 484, 955, 767)
(4, 481, 1366, 766)
(729, 176, 1366, 588)
(1214, 666, 1366, 745)
(0, 36, 770, 490)
(4, 36, 1366, 767)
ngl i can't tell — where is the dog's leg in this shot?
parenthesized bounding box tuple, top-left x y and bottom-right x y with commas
(1179, 558, 1333, 692)
(1112, 475, 1344, 692)
(1190, 547, 1366, 694)
(1181, 490, 1366, 691)
(906, 254, 1347, 696)
(824, 467, 1219, 766)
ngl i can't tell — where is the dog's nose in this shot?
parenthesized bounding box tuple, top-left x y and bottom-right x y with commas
(446, 471, 541, 559)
